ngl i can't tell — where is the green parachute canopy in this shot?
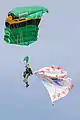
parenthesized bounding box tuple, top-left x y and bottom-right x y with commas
(4, 6, 48, 46)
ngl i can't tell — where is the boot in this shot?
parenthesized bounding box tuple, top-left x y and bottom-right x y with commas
(26, 83, 29, 87)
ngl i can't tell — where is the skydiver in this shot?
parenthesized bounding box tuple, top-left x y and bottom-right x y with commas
(23, 64, 33, 87)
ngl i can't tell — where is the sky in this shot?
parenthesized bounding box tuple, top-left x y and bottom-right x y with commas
(0, 0, 80, 120)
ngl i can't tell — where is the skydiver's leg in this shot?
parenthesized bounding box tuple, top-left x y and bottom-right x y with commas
(23, 74, 29, 87)
(23, 75, 28, 83)
(23, 76, 27, 83)
(26, 74, 30, 87)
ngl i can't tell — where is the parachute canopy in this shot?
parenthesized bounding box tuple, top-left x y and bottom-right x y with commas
(34, 66, 73, 103)
(4, 6, 48, 46)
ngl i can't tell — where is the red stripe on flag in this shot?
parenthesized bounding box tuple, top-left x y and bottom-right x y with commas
(57, 93, 61, 97)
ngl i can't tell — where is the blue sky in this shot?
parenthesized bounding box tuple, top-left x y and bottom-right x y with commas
(0, 0, 80, 120)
